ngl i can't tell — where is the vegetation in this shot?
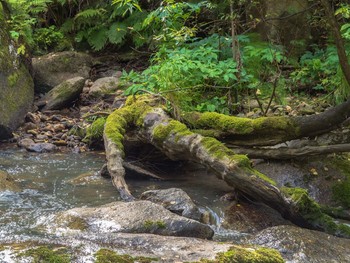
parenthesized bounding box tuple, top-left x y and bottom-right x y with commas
(18, 246, 70, 263)
(2, 0, 350, 250)
(95, 249, 158, 263)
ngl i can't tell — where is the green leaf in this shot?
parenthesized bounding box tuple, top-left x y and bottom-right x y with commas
(87, 28, 108, 50)
(108, 22, 127, 45)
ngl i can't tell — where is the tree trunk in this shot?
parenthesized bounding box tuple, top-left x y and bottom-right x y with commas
(183, 99, 350, 146)
(103, 96, 350, 238)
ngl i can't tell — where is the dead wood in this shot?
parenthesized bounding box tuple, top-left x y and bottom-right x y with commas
(103, 96, 350, 238)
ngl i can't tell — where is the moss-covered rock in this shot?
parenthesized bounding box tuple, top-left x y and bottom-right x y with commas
(0, 3, 34, 139)
(95, 249, 157, 263)
(41, 77, 85, 110)
(18, 246, 70, 263)
(199, 246, 284, 263)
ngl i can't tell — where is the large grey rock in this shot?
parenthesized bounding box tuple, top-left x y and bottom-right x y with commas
(140, 188, 203, 221)
(41, 77, 85, 110)
(0, 233, 231, 262)
(88, 76, 119, 97)
(0, 4, 34, 139)
(46, 200, 214, 239)
(32, 51, 94, 93)
(247, 225, 350, 263)
(18, 138, 57, 153)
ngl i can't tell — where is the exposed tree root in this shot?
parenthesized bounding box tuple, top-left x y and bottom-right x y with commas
(103, 96, 350, 238)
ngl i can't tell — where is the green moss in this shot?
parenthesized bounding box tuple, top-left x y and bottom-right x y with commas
(104, 109, 128, 154)
(19, 246, 70, 263)
(184, 112, 300, 139)
(83, 117, 106, 145)
(200, 137, 276, 185)
(152, 120, 191, 142)
(144, 220, 166, 230)
(7, 72, 19, 87)
(251, 170, 277, 186)
(95, 249, 158, 263)
(200, 246, 284, 263)
(281, 187, 350, 237)
(200, 137, 235, 160)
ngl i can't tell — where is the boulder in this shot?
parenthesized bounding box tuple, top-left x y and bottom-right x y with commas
(40, 77, 85, 110)
(0, 171, 21, 192)
(0, 4, 34, 139)
(247, 225, 350, 263)
(46, 200, 214, 239)
(88, 76, 120, 97)
(0, 233, 232, 262)
(27, 143, 57, 153)
(32, 51, 94, 93)
(18, 138, 57, 153)
(140, 188, 203, 222)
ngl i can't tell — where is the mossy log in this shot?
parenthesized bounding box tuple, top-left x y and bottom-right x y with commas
(183, 99, 350, 146)
(103, 96, 350, 238)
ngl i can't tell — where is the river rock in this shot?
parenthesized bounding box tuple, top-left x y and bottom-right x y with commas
(18, 138, 35, 149)
(88, 76, 120, 97)
(40, 77, 85, 110)
(47, 200, 214, 239)
(140, 188, 203, 222)
(0, 233, 232, 263)
(247, 225, 350, 263)
(0, 5, 34, 140)
(32, 51, 94, 93)
(0, 171, 20, 192)
(28, 143, 57, 153)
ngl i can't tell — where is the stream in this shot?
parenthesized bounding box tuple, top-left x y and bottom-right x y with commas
(0, 146, 242, 244)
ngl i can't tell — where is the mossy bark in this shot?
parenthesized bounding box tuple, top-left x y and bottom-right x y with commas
(184, 99, 350, 146)
(103, 96, 350, 238)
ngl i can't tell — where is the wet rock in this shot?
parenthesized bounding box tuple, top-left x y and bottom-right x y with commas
(247, 225, 350, 263)
(223, 201, 291, 234)
(22, 122, 38, 132)
(18, 138, 35, 149)
(27, 143, 57, 153)
(88, 76, 120, 97)
(47, 201, 214, 239)
(32, 51, 95, 93)
(0, 171, 21, 192)
(140, 188, 203, 222)
(25, 112, 40, 124)
(0, 233, 231, 263)
(40, 77, 85, 110)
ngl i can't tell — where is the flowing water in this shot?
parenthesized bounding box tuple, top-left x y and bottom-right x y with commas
(0, 146, 241, 244)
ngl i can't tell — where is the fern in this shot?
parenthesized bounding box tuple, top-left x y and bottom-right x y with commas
(108, 22, 127, 45)
(87, 27, 109, 51)
(74, 8, 107, 29)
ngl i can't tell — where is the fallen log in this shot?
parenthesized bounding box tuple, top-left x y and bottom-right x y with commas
(103, 96, 350, 238)
(233, 143, 350, 160)
(183, 99, 350, 146)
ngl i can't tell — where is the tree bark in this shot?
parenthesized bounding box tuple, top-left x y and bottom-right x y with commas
(183, 99, 350, 146)
(103, 96, 350, 238)
(233, 144, 350, 159)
